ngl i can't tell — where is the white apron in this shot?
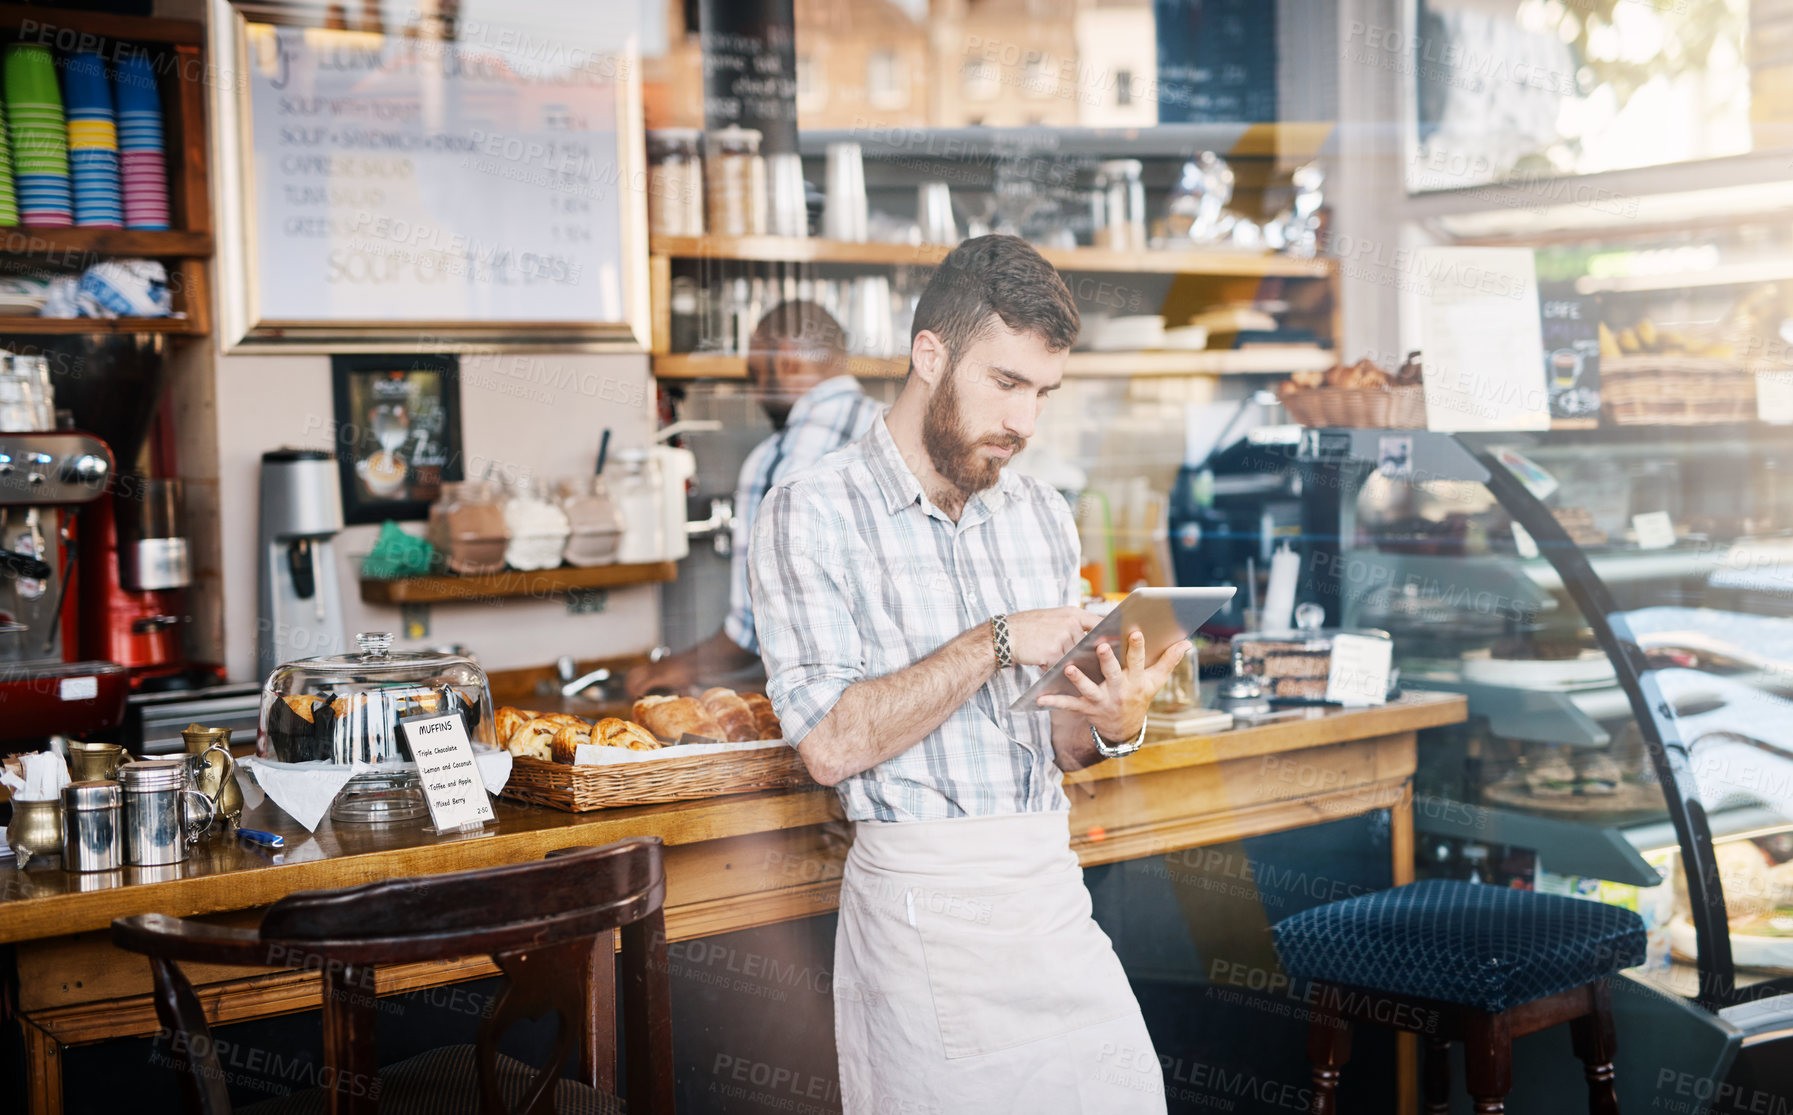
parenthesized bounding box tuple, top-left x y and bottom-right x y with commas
(833, 810, 1167, 1115)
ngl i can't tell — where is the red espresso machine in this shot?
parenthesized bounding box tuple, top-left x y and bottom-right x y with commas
(0, 429, 129, 747)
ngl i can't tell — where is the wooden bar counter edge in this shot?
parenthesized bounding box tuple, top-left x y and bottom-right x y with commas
(2, 693, 1465, 1115)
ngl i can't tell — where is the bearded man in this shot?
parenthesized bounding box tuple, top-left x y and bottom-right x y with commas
(748, 235, 1189, 1113)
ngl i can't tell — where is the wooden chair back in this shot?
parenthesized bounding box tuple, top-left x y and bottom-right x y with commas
(112, 836, 674, 1115)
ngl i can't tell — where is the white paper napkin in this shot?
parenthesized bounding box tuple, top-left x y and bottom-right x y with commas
(473, 748, 512, 795)
(572, 739, 782, 766)
(238, 749, 512, 832)
(237, 758, 367, 832)
(0, 751, 71, 800)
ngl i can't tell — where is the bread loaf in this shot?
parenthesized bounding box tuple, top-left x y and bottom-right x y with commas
(700, 687, 760, 742)
(740, 692, 781, 740)
(631, 695, 725, 742)
(595, 717, 660, 751)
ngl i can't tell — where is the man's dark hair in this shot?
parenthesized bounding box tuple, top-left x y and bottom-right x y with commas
(910, 235, 1079, 372)
(750, 300, 848, 366)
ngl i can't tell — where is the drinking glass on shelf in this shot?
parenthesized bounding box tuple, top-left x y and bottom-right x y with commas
(823, 143, 868, 242)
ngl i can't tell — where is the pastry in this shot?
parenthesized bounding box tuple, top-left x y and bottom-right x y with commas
(700, 687, 760, 742)
(502, 717, 557, 761)
(495, 706, 537, 745)
(595, 717, 661, 751)
(1524, 752, 1577, 798)
(632, 695, 725, 742)
(1269, 677, 1327, 700)
(1576, 752, 1622, 796)
(551, 722, 592, 764)
(741, 692, 780, 740)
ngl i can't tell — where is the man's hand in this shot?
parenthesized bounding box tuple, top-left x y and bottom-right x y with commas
(1005, 606, 1100, 667)
(1038, 630, 1190, 743)
(624, 657, 693, 700)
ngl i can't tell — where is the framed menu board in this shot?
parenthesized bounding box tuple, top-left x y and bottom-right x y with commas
(213, 11, 648, 350)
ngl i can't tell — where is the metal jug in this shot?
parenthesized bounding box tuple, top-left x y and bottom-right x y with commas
(68, 740, 125, 782)
(181, 724, 242, 830)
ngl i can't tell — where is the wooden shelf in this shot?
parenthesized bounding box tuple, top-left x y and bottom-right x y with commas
(649, 235, 1333, 278)
(1065, 347, 1335, 375)
(653, 348, 1335, 380)
(0, 228, 212, 260)
(0, 315, 202, 335)
(360, 562, 678, 605)
(654, 353, 905, 379)
(0, 3, 205, 45)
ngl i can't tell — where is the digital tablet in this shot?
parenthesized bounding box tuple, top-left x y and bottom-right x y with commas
(1008, 587, 1236, 713)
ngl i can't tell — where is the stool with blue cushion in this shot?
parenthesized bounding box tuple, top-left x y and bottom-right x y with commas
(1271, 877, 1647, 1114)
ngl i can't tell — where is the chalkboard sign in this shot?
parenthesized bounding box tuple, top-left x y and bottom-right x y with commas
(1154, 0, 1279, 124)
(219, 18, 648, 349)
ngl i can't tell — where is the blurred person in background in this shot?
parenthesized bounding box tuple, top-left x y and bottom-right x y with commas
(626, 301, 883, 698)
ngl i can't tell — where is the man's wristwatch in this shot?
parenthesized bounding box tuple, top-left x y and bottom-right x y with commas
(991, 614, 1012, 670)
(1090, 721, 1147, 759)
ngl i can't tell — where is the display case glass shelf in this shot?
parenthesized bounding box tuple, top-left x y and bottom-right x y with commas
(1277, 426, 1793, 1005)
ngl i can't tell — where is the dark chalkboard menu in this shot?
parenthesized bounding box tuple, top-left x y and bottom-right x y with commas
(1154, 0, 1279, 124)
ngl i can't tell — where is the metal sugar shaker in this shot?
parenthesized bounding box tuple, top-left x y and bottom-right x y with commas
(61, 781, 122, 872)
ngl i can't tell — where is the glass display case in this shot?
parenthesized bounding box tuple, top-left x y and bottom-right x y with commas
(1279, 426, 1793, 1006)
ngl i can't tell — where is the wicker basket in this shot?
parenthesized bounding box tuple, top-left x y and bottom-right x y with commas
(1601, 356, 1757, 425)
(1279, 384, 1426, 428)
(501, 744, 814, 812)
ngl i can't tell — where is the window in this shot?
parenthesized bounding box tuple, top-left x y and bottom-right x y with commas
(1115, 68, 1134, 107)
(867, 48, 909, 110)
(1023, 51, 1057, 98)
(962, 57, 999, 102)
(795, 52, 827, 115)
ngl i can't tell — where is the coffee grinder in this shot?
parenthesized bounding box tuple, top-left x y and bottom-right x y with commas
(256, 449, 346, 681)
(0, 430, 130, 746)
(76, 475, 193, 684)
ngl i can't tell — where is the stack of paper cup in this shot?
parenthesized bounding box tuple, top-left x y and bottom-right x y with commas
(766, 152, 808, 239)
(823, 143, 867, 242)
(0, 112, 19, 227)
(6, 45, 72, 227)
(64, 52, 123, 228)
(917, 182, 957, 245)
(114, 52, 170, 230)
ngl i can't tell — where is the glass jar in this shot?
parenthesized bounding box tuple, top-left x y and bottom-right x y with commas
(705, 125, 767, 237)
(612, 450, 665, 564)
(427, 480, 509, 574)
(1231, 612, 1392, 702)
(647, 128, 705, 238)
(1094, 159, 1146, 252)
(259, 632, 497, 823)
(558, 476, 623, 567)
(502, 477, 570, 572)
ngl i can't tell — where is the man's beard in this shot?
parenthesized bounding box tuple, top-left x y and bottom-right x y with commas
(922, 369, 1025, 498)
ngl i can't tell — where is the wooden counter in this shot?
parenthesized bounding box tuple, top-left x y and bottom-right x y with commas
(1, 693, 1465, 1114)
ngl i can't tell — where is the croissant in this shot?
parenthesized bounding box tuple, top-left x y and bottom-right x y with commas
(551, 722, 592, 764)
(740, 692, 781, 740)
(700, 687, 760, 742)
(595, 717, 661, 751)
(632, 695, 725, 742)
(495, 706, 538, 746)
(502, 717, 557, 760)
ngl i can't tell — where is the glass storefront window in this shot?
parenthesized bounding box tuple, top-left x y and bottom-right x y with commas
(1406, 0, 1754, 192)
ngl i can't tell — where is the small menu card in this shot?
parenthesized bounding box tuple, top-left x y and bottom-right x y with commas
(1326, 634, 1393, 707)
(1633, 511, 1676, 551)
(401, 713, 495, 833)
